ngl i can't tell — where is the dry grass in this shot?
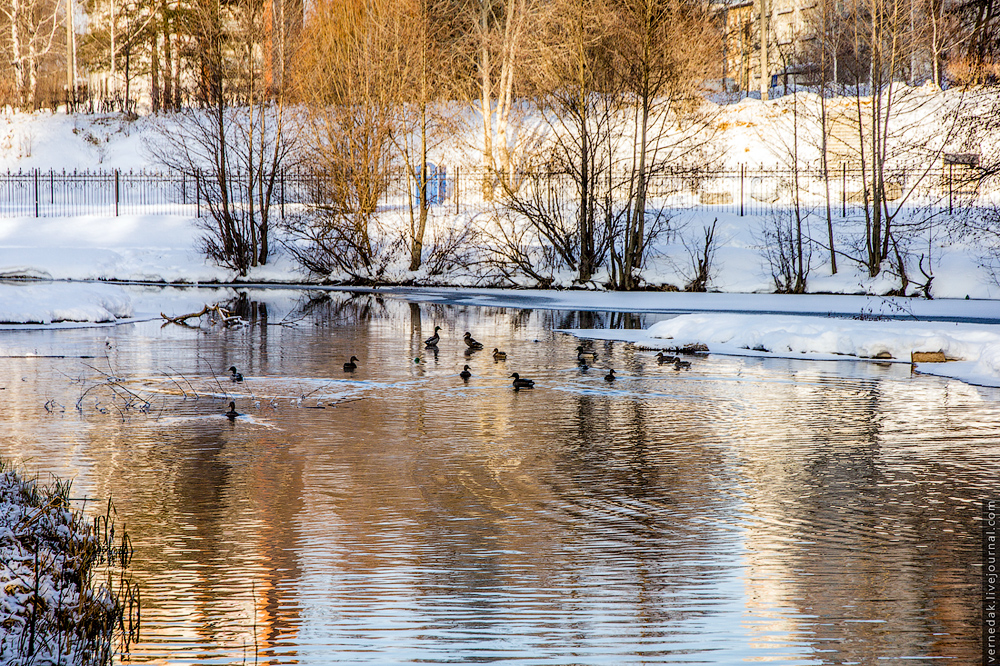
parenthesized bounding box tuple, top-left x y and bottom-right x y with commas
(0, 461, 140, 665)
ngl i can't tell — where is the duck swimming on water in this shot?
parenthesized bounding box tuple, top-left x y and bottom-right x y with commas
(228, 366, 243, 382)
(604, 368, 616, 382)
(343, 356, 359, 372)
(424, 326, 442, 347)
(655, 352, 677, 365)
(510, 372, 535, 389)
(225, 401, 240, 419)
(464, 332, 484, 350)
(576, 345, 598, 362)
(460, 365, 472, 380)
(492, 348, 507, 361)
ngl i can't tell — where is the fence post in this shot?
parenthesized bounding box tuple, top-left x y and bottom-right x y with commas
(281, 171, 286, 220)
(455, 165, 460, 215)
(34, 169, 39, 218)
(196, 169, 201, 218)
(114, 169, 120, 217)
(739, 164, 744, 217)
(49, 169, 53, 204)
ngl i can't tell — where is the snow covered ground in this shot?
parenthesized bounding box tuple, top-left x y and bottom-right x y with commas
(3, 96, 1000, 387)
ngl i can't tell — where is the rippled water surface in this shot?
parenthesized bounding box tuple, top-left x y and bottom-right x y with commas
(1, 289, 997, 665)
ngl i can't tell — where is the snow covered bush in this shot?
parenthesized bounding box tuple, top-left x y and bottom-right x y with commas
(0, 463, 139, 666)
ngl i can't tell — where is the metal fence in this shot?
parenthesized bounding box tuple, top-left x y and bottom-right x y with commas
(0, 165, 987, 219)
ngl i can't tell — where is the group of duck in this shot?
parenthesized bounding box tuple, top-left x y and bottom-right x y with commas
(337, 327, 696, 390)
(421, 326, 536, 389)
(223, 330, 696, 417)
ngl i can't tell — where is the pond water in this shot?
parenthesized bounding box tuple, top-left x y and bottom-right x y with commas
(1, 288, 997, 665)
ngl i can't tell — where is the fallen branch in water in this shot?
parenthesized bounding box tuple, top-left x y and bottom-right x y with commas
(160, 305, 245, 329)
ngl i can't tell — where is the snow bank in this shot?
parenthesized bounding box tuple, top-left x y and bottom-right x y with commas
(569, 311, 1000, 387)
(0, 281, 133, 324)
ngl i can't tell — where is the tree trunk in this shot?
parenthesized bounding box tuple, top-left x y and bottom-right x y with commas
(479, 4, 494, 197)
(151, 30, 160, 112)
(9, 0, 25, 105)
(576, 3, 593, 284)
(759, 0, 769, 100)
(163, 8, 174, 110)
(410, 102, 429, 271)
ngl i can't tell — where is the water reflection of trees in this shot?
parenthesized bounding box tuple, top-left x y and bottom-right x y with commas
(550, 389, 740, 630)
(728, 363, 984, 664)
(81, 418, 306, 660)
(545, 309, 652, 331)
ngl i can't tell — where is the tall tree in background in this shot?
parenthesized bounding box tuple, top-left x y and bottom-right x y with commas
(607, 0, 720, 289)
(79, 0, 158, 111)
(149, 0, 296, 275)
(288, 0, 408, 280)
(394, 0, 458, 271)
(944, 0, 999, 82)
(451, 0, 541, 194)
(1, 0, 63, 107)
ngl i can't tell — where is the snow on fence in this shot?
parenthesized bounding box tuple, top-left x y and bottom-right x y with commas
(0, 165, 987, 219)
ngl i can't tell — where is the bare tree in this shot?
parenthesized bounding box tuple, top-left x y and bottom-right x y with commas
(682, 218, 718, 292)
(518, 0, 622, 284)
(832, 0, 960, 279)
(605, 0, 721, 289)
(1, 0, 63, 108)
(448, 0, 543, 196)
(148, 0, 296, 276)
(393, 0, 461, 272)
(288, 0, 409, 281)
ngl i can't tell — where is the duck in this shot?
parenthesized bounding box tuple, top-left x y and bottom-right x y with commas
(492, 348, 507, 361)
(674, 359, 691, 370)
(460, 365, 472, 380)
(510, 372, 535, 389)
(655, 352, 677, 364)
(464, 332, 484, 350)
(343, 356, 359, 372)
(576, 345, 598, 361)
(228, 366, 243, 382)
(604, 368, 616, 382)
(225, 401, 240, 419)
(424, 325, 442, 347)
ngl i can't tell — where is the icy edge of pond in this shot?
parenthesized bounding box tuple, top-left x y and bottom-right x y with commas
(563, 312, 1000, 388)
(0, 281, 134, 325)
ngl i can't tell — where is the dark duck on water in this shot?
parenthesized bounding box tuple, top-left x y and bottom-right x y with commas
(424, 326, 442, 347)
(464, 332, 484, 350)
(510, 372, 535, 389)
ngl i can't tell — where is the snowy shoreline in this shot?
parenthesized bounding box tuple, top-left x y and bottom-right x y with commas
(0, 462, 138, 663)
(4, 104, 1000, 388)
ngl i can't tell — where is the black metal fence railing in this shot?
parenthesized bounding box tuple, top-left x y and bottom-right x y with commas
(0, 165, 987, 219)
